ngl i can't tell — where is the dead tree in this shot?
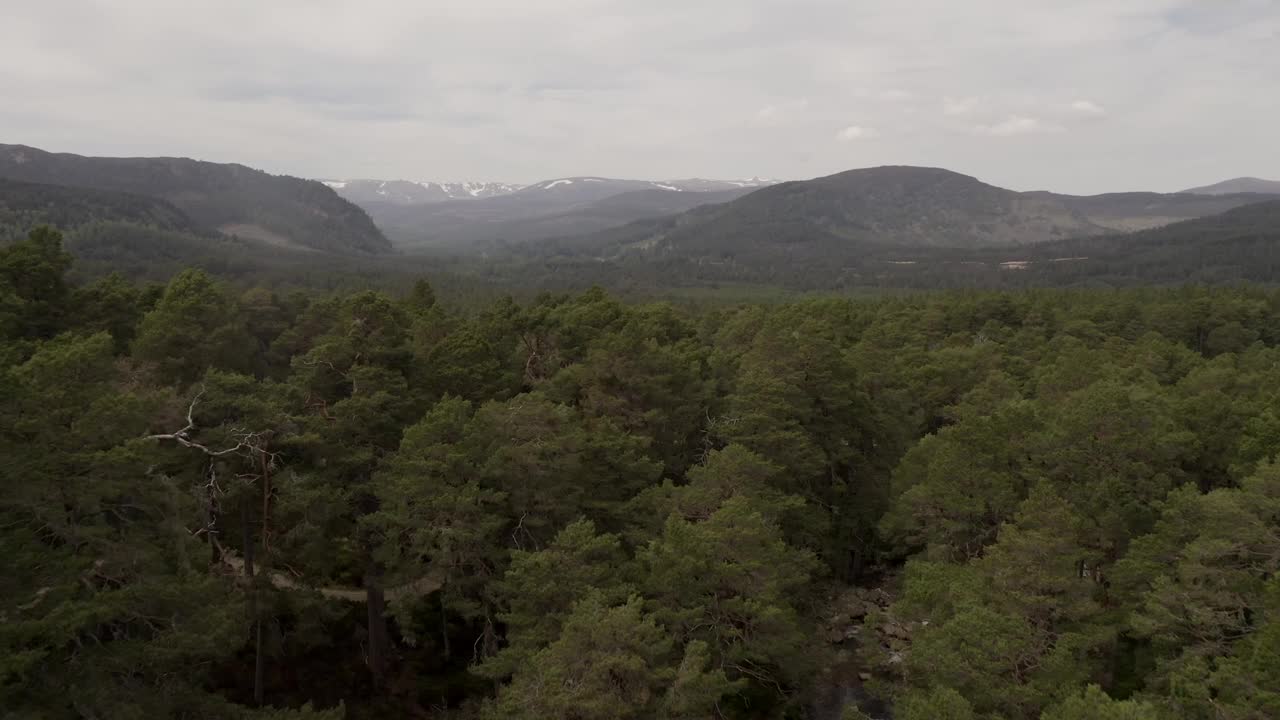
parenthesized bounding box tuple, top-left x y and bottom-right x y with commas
(145, 388, 276, 705)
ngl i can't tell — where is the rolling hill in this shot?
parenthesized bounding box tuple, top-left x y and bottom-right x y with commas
(857, 198, 1280, 290)
(1033, 191, 1273, 231)
(1182, 177, 1280, 195)
(489, 166, 1277, 291)
(0, 144, 391, 254)
(495, 195, 1280, 292)
(534, 166, 1269, 261)
(990, 197, 1280, 285)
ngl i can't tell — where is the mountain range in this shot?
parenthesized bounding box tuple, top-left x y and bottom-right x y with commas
(320, 179, 524, 204)
(4, 142, 1280, 292)
(328, 166, 1276, 255)
(0, 144, 389, 253)
(321, 176, 777, 207)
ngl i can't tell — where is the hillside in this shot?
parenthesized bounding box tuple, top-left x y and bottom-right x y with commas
(0, 178, 195, 235)
(1034, 191, 1266, 231)
(536, 167, 1103, 265)
(1182, 177, 1280, 195)
(992, 197, 1280, 285)
(497, 189, 1280, 291)
(0, 144, 391, 254)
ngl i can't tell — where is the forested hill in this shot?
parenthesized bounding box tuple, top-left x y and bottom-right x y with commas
(853, 198, 1280, 289)
(0, 177, 195, 235)
(4, 226, 1280, 719)
(0, 144, 391, 254)
(527, 166, 1107, 256)
(500, 193, 1280, 292)
(529, 166, 1269, 261)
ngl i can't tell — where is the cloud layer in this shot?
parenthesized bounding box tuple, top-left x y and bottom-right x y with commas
(2, 0, 1278, 192)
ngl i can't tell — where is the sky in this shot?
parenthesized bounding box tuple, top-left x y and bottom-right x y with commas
(3, 0, 1278, 194)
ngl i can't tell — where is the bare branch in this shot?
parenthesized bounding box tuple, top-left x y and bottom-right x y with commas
(144, 388, 274, 459)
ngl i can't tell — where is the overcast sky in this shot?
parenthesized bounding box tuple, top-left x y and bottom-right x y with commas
(3, 0, 1278, 193)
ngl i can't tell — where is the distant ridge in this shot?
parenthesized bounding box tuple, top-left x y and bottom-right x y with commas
(322, 175, 777, 209)
(321, 179, 524, 205)
(519, 166, 1274, 282)
(1182, 177, 1280, 196)
(0, 144, 391, 254)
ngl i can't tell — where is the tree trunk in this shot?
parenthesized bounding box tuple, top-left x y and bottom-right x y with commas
(253, 618, 265, 707)
(207, 463, 221, 565)
(365, 561, 390, 689)
(242, 505, 264, 706)
(440, 593, 451, 660)
(259, 446, 272, 555)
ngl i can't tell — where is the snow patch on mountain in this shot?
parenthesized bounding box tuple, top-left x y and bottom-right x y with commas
(320, 178, 525, 204)
(320, 174, 779, 205)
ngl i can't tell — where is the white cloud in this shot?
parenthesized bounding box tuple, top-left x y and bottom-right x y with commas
(836, 125, 879, 141)
(753, 99, 809, 127)
(943, 96, 981, 116)
(974, 115, 1062, 137)
(1068, 99, 1107, 116)
(755, 105, 781, 121)
(880, 89, 915, 103)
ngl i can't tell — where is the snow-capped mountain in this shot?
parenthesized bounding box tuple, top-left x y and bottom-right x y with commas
(320, 179, 524, 205)
(664, 177, 779, 192)
(520, 177, 778, 193)
(323, 176, 779, 207)
(326, 173, 783, 249)
(513, 177, 672, 204)
(513, 176, 780, 203)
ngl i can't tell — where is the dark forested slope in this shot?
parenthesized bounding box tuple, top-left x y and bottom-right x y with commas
(507, 187, 1280, 291)
(0, 177, 195, 235)
(1035, 190, 1270, 231)
(0, 144, 390, 253)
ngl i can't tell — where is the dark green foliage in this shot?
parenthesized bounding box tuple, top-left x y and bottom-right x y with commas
(0, 225, 73, 338)
(133, 268, 254, 384)
(0, 177, 194, 235)
(6, 236, 1280, 719)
